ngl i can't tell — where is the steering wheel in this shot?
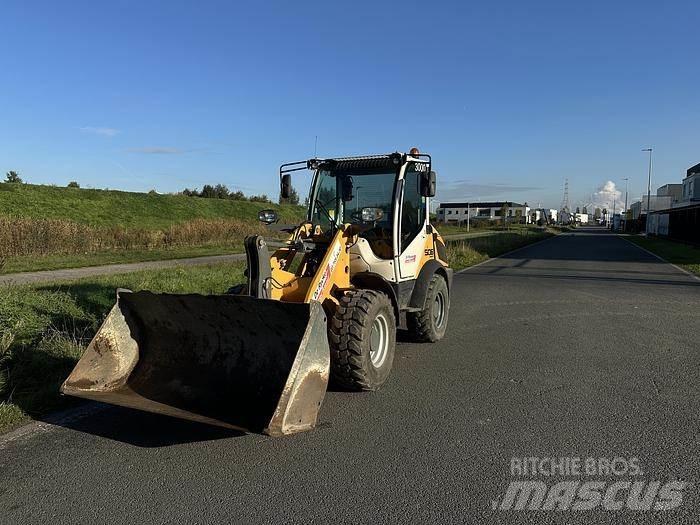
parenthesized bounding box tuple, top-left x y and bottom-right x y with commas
(350, 210, 370, 224)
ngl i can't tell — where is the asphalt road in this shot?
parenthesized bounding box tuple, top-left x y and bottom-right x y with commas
(2, 228, 699, 523)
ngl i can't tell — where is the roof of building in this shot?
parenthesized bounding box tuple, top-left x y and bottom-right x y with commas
(438, 201, 526, 209)
(687, 163, 700, 177)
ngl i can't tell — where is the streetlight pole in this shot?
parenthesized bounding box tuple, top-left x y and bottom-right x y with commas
(622, 177, 629, 231)
(642, 148, 653, 234)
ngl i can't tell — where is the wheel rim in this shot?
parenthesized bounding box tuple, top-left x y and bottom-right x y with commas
(433, 291, 446, 328)
(369, 313, 389, 368)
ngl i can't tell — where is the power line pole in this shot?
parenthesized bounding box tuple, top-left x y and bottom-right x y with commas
(642, 148, 653, 234)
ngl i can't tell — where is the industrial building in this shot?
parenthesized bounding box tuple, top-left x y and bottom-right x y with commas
(437, 201, 531, 224)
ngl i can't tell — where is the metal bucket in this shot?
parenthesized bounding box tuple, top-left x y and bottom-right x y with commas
(61, 290, 330, 436)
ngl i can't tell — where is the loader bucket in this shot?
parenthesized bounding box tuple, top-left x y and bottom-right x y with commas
(61, 291, 330, 436)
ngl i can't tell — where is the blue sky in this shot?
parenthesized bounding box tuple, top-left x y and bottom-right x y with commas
(1, 0, 698, 209)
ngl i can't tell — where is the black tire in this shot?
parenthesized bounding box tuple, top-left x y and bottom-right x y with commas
(329, 289, 396, 391)
(407, 274, 449, 342)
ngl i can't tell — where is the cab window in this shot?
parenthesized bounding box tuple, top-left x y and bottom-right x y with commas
(400, 163, 426, 251)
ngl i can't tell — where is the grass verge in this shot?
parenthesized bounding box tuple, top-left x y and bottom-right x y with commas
(625, 236, 700, 276)
(0, 261, 245, 433)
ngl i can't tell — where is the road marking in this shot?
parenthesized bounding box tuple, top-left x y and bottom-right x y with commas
(617, 235, 700, 282)
(456, 234, 559, 274)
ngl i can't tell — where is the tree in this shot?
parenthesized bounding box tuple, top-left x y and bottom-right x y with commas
(67, 181, 80, 188)
(279, 185, 300, 205)
(230, 190, 246, 201)
(594, 207, 602, 220)
(213, 184, 229, 199)
(200, 184, 216, 198)
(250, 194, 270, 203)
(182, 187, 199, 197)
(582, 206, 588, 214)
(575, 206, 581, 214)
(500, 202, 510, 229)
(5, 171, 22, 183)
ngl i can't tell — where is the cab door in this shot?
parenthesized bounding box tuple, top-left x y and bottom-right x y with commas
(397, 162, 429, 281)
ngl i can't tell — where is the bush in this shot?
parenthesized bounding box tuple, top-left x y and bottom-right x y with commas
(67, 181, 80, 188)
(4, 171, 22, 184)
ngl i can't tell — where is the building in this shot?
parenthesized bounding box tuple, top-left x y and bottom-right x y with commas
(646, 162, 700, 241)
(574, 213, 589, 225)
(681, 163, 700, 203)
(530, 209, 558, 225)
(657, 184, 683, 204)
(629, 195, 673, 219)
(437, 201, 531, 224)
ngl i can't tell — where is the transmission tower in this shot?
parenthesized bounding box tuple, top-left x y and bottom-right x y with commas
(561, 178, 570, 212)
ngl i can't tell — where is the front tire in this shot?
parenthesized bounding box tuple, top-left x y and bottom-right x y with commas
(329, 289, 396, 391)
(407, 274, 449, 342)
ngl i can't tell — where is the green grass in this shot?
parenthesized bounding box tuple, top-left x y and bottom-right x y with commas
(0, 183, 305, 229)
(437, 222, 534, 237)
(446, 229, 554, 270)
(0, 261, 246, 433)
(626, 236, 700, 276)
(1, 245, 243, 274)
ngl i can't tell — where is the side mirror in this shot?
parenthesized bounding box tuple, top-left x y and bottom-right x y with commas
(420, 171, 436, 197)
(258, 209, 278, 224)
(280, 174, 292, 199)
(341, 176, 354, 202)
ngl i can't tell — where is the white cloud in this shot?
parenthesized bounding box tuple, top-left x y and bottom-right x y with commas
(80, 126, 120, 137)
(589, 180, 622, 212)
(128, 147, 184, 155)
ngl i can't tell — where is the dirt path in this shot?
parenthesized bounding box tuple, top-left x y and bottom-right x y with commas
(0, 253, 246, 286)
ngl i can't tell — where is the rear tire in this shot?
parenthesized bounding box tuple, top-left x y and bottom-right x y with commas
(407, 274, 449, 342)
(329, 289, 396, 391)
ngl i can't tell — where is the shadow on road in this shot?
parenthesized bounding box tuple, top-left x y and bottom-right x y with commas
(42, 403, 245, 447)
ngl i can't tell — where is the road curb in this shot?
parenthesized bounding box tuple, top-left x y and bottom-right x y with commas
(0, 402, 108, 450)
(617, 235, 700, 282)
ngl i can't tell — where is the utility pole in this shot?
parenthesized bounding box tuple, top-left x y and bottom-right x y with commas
(467, 202, 470, 232)
(622, 177, 629, 232)
(642, 148, 653, 234)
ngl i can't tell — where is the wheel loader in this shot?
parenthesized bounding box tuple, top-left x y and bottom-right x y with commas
(61, 149, 452, 436)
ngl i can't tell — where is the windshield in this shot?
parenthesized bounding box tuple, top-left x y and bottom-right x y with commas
(310, 169, 397, 232)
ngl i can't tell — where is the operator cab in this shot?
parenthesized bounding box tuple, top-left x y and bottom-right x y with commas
(277, 150, 437, 283)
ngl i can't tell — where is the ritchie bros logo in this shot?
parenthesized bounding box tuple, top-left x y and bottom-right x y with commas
(492, 456, 690, 512)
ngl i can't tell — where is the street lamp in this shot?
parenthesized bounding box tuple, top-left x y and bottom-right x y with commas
(642, 148, 653, 234)
(622, 177, 629, 232)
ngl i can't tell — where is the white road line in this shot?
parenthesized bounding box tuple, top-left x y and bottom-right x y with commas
(455, 233, 560, 274)
(617, 235, 700, 282)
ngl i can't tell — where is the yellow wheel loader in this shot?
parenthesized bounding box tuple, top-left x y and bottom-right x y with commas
(62, 149, 452, 436)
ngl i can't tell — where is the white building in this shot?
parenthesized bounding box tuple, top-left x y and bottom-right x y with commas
(575, 213, 589, 225)
(437, 201, 531, 224)
(530, 208, 558, 224)
(680, 163, 700, 203)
